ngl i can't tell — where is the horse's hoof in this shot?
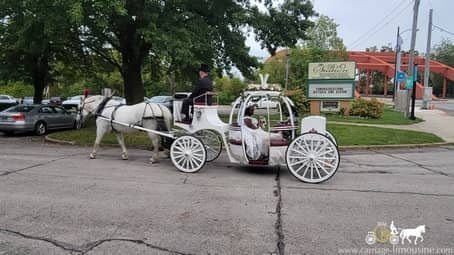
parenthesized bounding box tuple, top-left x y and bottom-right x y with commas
(148, 159, 159, 164)
(122, 156, 129, 160)
(89, 154, 96, 159)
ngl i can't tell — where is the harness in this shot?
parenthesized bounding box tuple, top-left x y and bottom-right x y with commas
(110, 104, 124, 133)
(95, 96, 113, 117)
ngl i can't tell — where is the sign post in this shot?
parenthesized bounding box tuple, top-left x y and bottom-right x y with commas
(307, 61, 356, 115)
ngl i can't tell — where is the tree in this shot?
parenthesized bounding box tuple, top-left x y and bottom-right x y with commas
(70, 0, 316, 104)
(249, 0, 316, 56)
(304, 15, 345, 51)
(431, 39, 454, 96)
(0, 0, 80, 103)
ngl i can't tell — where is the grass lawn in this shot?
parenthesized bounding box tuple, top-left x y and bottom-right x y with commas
(327, 124, 443, 146)
(325, 107, 423, 125)
(48, 120, 443, 147)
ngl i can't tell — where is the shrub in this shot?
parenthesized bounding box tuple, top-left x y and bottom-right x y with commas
(0, 81, 34, 97)
(349, 98, 384, 118)
(284, 88, 309, 115)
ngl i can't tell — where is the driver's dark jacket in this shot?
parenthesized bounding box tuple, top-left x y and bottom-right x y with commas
(189, 76, 213, 103)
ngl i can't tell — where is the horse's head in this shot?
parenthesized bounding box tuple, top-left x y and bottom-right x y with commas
(79, 95, 105, 120)
(419, 225, 426, 233)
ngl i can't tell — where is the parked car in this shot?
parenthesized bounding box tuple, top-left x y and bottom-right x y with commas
(173, 92, 191, 100)
(0, 95, 18, 111)
(22, 97, 35, 105)
(0, 105, 80, 136)
(255, 97, 279, 109)
(111, 96, 126, 104)
(49, 96, 63, 105)
(147, 96, 173, 111)
(62, 95, 83, 112)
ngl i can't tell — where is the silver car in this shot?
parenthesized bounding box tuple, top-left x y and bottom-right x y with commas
(0, 105, 79, 135)
(0, 95, 18, 111)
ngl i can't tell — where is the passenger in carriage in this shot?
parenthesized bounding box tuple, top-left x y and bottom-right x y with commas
(243, 105, 269, 160)
(181, 64, 213, 121)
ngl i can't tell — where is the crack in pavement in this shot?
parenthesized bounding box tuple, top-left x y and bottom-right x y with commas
(372, 150, 453, 178)
(0, 228, 192, 255)
(284, 186, 454, 198)
(0, 153, 82, 177)
(274, 167, 285, 255)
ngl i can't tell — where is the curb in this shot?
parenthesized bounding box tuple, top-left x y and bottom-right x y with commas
(339, 142, 454, 151)
(44, 135, 76, 145)
(46, 135, 453, 151)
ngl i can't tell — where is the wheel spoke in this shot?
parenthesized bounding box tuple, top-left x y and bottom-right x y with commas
(310, 162, 313, 179)
(289, 157, 309, 167)
(192, 154, 204, 161)
(188, 158, 194, 170)
(313, 161, 322, 179)
(315, 160, 330, 175)
(288, 155, 308, 159)
(295, 159, 310, 174)
(317, 149, 336, 157)
(317, 160, 336, 169)
(295, 140, 310, 154)
(314, 140, 329, 154)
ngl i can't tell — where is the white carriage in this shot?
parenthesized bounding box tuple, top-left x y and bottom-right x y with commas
(170, 90, 340, 183)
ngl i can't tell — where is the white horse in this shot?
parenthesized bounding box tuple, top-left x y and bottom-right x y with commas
(400, 225, 425, 245)
(79, 95, 172, 163)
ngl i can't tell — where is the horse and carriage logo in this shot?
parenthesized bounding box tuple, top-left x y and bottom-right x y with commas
(365, 221, 426, 245)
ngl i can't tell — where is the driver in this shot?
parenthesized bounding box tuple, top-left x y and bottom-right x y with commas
(181, 64, 213, 121)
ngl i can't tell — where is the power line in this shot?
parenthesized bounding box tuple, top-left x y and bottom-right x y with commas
(348, 0, 408, 47)
(350, 0, 413, 49)
(433, 24, 454, 37)
(348, 0, 412, 49)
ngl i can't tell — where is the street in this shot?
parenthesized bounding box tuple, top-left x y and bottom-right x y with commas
(0, 135, 453, 255)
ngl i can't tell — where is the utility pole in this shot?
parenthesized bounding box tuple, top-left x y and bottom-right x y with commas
(422, 9, 433, 109)
(393, 26, 400, 102)
(407, 0, 420, 119)
(284, 49, 290, 92)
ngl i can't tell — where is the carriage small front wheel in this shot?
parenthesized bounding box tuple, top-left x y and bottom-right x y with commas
(170, 135, 207, 173)
(285, 133, 340, 183)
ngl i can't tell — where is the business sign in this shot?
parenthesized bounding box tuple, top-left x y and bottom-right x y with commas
(308, 61, 356, 80)
(308, 81, 355, 99)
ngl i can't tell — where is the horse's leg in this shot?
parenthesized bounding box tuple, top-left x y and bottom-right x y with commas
(90, 125, 107, 159)
(147, 132, 161, 164)
(116, 133, 128, 160)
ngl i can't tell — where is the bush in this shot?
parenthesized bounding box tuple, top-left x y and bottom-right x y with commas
(349, 98, 384, 118)
(0, 81, 34, 97)
(284, 88, 309, 114)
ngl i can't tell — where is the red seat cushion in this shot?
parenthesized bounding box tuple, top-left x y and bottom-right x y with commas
(229, 139, 242, 145)
(270, 139, 289, 146)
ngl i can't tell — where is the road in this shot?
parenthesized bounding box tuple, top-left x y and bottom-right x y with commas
(0, 135, 453, 255)
(433, 100, 454, 116)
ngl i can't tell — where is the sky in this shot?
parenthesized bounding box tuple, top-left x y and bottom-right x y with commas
(247, 0, 454, 60)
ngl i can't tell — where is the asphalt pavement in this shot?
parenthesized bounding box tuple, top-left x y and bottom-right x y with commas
(0, 135, 453, 255)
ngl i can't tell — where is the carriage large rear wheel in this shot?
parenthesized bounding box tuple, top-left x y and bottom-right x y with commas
(285, 133, 340, 183)
(170, 135, 207, 173)
(325, 130, 337, 146)
(193, 130, 222, 162)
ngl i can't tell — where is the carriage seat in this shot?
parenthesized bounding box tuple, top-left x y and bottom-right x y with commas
(229, 122, 289, 147)
(193, 92, 217, 106)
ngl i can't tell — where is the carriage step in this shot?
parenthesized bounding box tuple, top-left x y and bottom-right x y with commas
(248, 159, 269, 165)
